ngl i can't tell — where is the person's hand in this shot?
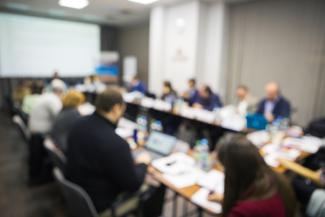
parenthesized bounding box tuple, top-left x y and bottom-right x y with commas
(193, 103, 203, 109)
(208, 192, 223, 202)
(136, 153, 151, 165)
(265, 113, 274, 122)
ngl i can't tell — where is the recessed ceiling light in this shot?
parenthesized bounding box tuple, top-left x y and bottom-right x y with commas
(128, 0, 159, 5)
(58, 0, 89, 9)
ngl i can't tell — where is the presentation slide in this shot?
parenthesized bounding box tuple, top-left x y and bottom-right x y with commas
(0, 13, 100, 77)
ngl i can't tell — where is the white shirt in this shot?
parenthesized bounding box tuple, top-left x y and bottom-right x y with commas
(29, 93, 62, 134)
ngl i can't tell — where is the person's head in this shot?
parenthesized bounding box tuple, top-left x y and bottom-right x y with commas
(51, 79, 66, 97)
(265, 82, 280, 101)
(62, 90, 85, 109)
(95, 87, 125, 124)
(30, 80, 44, 95)
(188, 78, 196, 89)
(131, 75, 140, 86)
(162, 81, 173, 95)
(217, 135, 275, 216)
(236, 85, 249, 100)
(52, 71, 60, 79)
(198, 85, 212, 99)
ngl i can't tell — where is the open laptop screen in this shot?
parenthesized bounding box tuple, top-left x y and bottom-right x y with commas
(145, 131, 177, 156)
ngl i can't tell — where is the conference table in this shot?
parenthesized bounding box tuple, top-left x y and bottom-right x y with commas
(116, 115, 319, 217)
(78, 95, 319, 217)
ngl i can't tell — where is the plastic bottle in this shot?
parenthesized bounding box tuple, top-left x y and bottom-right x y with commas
(150, 119, 163, 132)
(194, 139, 211, 171)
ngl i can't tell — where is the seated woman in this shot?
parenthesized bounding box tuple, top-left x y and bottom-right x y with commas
(213, 135, 296, 217)
(161, 81, 178, 104)
(50, 90, 85, 153)
(193, 84, 222, 111)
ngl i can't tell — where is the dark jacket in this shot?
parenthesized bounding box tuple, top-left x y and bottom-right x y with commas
(256, 96, 291, 119)
(51, 108, 81, 153)
(194, 93, 223, 111)
(65, 112, 147, 212)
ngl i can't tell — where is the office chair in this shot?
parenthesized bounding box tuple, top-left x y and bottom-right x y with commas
(53, 167, 144, 217)
(12, 115, 30, 144)
(53, 167, 99, 217)
(44, 137, 66, 171)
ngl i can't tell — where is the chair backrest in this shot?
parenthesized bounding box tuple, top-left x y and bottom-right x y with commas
(53, 167, 99, 217)
(44, 137, 66, 171)
(12, 115, 30, 143)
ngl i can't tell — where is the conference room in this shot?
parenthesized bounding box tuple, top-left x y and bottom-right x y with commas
(0, 0, 325, 216)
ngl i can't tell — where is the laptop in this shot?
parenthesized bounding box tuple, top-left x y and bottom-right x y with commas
(133, 131, 177, 161)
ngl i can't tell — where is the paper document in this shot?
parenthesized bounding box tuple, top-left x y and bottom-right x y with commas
(262, 143, 301, 167)
(283, 136, 323, 154)
(197, 170, 224, 195)
(247, 130, 270, 147)
(191, 188, 222, 214)
(153, 153, 202, 188)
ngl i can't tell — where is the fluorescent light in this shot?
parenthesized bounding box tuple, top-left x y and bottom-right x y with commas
(128, 0, 159, 5)
(58, 0, 89, 9)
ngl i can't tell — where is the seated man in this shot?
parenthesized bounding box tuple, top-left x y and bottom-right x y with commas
(129, 75, 147, 94)
(193, 85, 223, 111)
(65, 87, 164, 216)
(182, 78, 199, 106)
(28, 79, 65, 185)
(235, 84, 258, 116)
(256, 82, 291, 122)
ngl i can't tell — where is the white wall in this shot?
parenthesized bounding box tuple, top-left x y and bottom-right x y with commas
(149, 7, 165, 93)
(149, 0, 228, 95)
(0, 13, 100, 77)
(197, 0, 228, 97)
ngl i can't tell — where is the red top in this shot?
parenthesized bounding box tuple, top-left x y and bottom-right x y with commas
(228, 193, 286, 217)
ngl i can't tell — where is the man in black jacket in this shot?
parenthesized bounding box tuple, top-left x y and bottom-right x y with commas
(256, 82, 291, 122)
(65, 87, 157, 215)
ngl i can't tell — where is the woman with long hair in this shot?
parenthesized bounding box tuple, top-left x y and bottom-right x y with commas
(216, 135, 296, 217)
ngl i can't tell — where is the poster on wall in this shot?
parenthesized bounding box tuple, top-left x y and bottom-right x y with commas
(95, 51, 119, 83)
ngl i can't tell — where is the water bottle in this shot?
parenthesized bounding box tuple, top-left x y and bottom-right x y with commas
(150, 119, 163, 132)
(136, 115, 148, 132)
(194, 139, 211, 171)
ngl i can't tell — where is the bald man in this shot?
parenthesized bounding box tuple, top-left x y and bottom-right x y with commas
(256, 82, 291, 122)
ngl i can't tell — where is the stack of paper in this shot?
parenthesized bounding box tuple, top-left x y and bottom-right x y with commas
(262, 143, 301, 167)
(197, 170, 224, 195)
(247, 130, 270, 147)
(283, 136, 323, 154)
(191, 188, 222, 214)
(152, 153, 202, 188)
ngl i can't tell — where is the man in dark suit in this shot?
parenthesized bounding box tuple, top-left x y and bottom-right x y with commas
(256, 82, 291, 122)
(65, 87, 164, 216)
(193, 84, 223, 111)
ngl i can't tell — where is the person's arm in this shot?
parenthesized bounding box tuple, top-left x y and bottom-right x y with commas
(102, 137, 147, 192)
(256, 100, 264, 114)
(278, 158, 322, 185)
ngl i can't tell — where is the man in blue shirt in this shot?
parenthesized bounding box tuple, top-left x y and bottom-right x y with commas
(129, 75, 147, 94)
(256, 82, 291, 122)
(182, 78, 199, 106)
(193, 85, 223, 111)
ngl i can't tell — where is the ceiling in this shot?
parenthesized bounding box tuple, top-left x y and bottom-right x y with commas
(0, 0, 254, 26)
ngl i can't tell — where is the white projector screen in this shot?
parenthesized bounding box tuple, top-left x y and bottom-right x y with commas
(0, 13, 100, 77)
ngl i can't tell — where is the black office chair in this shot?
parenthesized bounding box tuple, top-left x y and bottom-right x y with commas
(53, 167, 99, 217)
(53, 167, 144, 217)
(12, 114, 30, 144)
(44, 137, 66, 171)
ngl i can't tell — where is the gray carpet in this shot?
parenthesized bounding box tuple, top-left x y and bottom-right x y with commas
(0, 112, 67, 217)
